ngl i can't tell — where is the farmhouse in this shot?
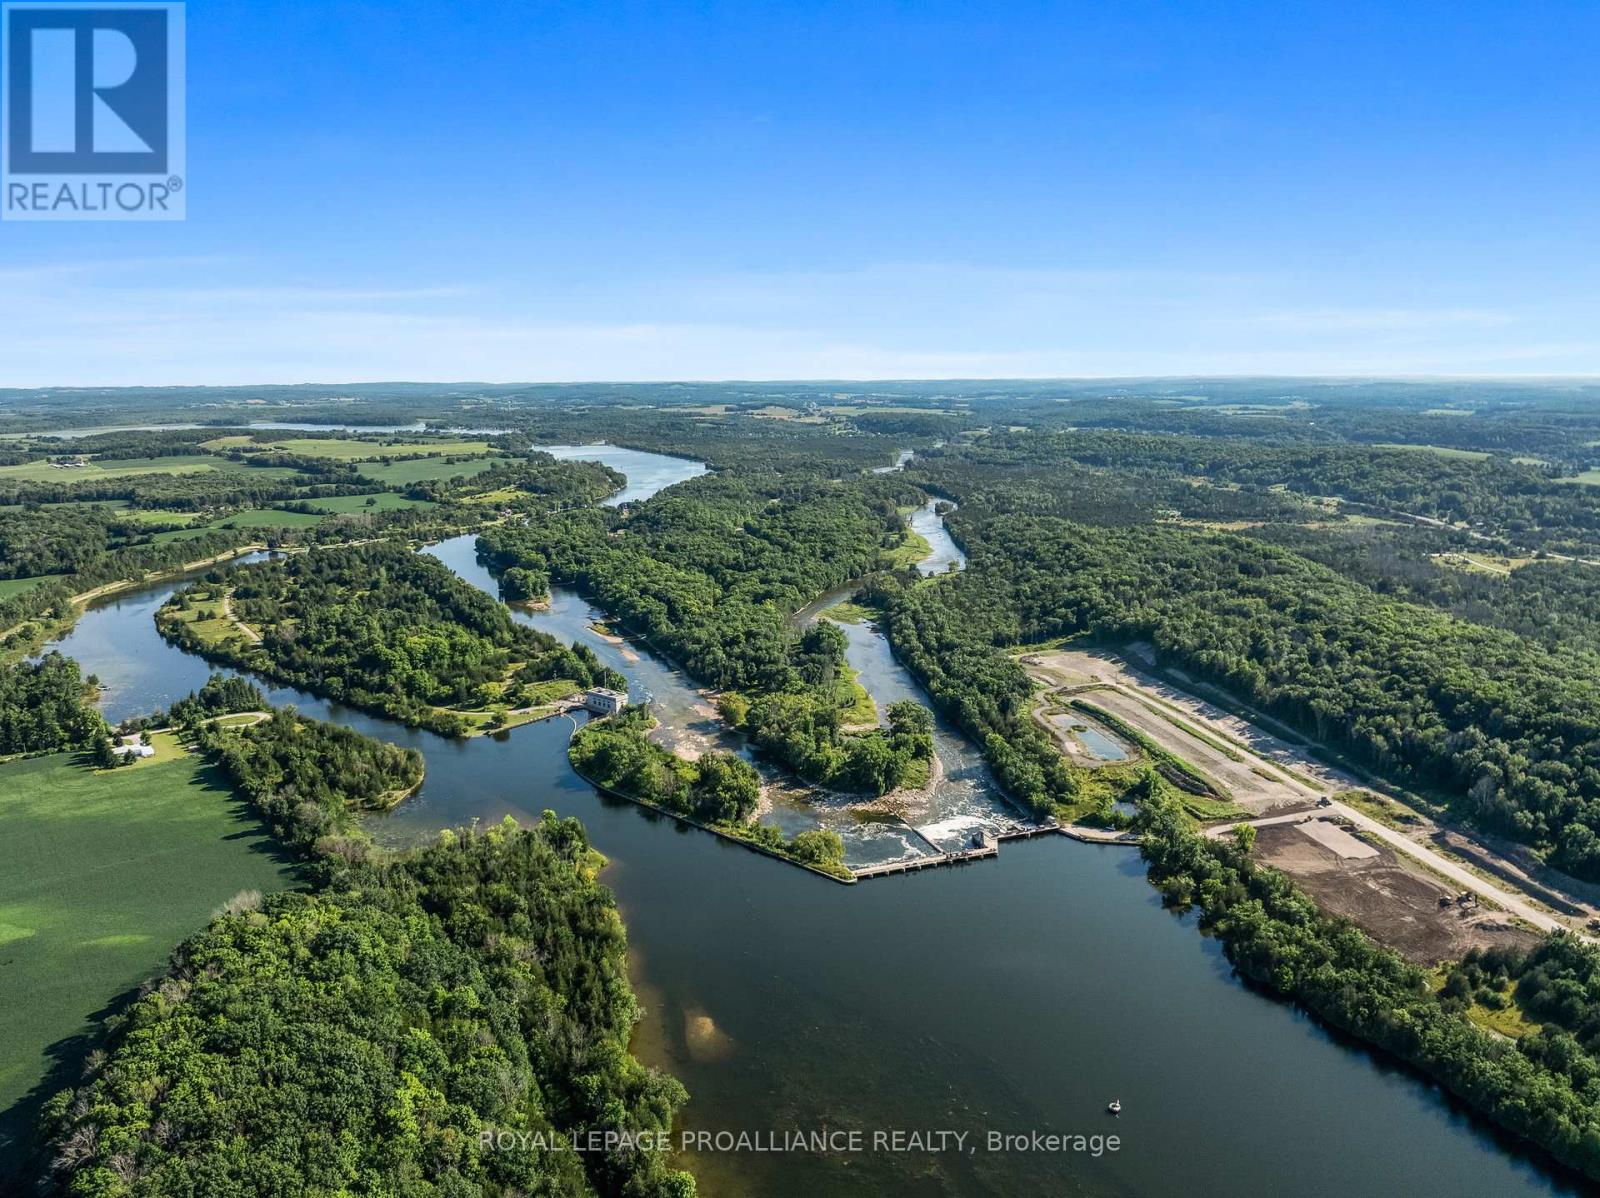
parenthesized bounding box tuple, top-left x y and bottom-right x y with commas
(113, 737, 155, 759)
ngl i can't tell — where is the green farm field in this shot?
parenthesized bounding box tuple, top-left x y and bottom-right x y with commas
(0, 750, 299, 1176)
(301, 492, 437, 514)
(0, 456, 236, 483)
(357, 455, 504, 485)
(1371, 443, 1492, 461)
(212, 507, 324, 530)
(259, 437, 496, 461)
(0, 576, 63, 600)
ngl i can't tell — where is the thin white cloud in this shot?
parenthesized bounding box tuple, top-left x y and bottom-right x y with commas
(1, 256, 1597, 385)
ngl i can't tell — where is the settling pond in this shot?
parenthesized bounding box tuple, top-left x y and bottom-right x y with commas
(35, 443, 1579, 1198)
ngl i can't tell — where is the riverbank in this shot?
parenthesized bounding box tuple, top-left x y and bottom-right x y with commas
(0, 542, 270, 662)
(15, 445, 1583, 1198)
(565, 719, 856, 884)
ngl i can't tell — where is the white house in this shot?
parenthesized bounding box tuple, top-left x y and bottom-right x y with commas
(582, 688, 629, 716)
(114, 736, 155, 759)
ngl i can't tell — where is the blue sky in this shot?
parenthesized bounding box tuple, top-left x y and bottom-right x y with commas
(3, 0, 1599, 384)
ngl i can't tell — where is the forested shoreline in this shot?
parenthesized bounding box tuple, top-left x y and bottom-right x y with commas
(39, 817, 694, 1198)
(568, 706, 852, 879)
(157, 543, 624, 736)
(15, 387, 1600, 1194)
(1138, 794, 1600, 1183)
(478, 471, 940, 794)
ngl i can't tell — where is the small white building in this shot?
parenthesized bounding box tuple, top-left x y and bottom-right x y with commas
(114, 736, 155, 759)
(582, 688, 629, 716)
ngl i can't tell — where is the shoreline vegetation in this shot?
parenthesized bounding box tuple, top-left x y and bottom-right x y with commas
(11, 671, 693, 1196)
(154, 543, 620, 738)
(0, 540, 274, 663)
(38, 813, 694, 1198)
(475, 471, 941, 796)
(568, 707, 854, 882)
(15, 395, 1600, 1192)
(1139, 792, 1600, 1185)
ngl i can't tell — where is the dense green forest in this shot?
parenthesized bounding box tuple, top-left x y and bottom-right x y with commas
(158, 544, 624, 735)
(39, 818, 694, 1198)
(1139, 795, 1600, 1183)
(15, 385, 1600, 1194)
(479, 472, 938, 794)
(568, 706, 850, 877)
(1246, 520, 1600, 655)
(0, 654, 106, 756)
(405, 451, 625, 509)
(0, 531, 277, 661)
(0, 507, 155, 580)
(200, 706, 425, 857)
(877, 508, 1600, 877)
(869, 570, 1075, 818)
(913, 429, 1600, 554)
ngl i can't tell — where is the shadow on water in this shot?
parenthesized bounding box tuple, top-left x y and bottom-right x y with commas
(7, 445, 1587, 1197)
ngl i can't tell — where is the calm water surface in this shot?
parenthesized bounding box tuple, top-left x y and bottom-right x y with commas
(537, 442, 708, 506)
(32, 446, 1581, 1198)
(910, 499, 968, 577)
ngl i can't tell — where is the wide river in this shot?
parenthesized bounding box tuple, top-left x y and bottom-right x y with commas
(39, 444, 1578, 1197)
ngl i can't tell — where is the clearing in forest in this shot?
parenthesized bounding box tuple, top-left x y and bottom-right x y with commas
(1020, 646, 1347, 815)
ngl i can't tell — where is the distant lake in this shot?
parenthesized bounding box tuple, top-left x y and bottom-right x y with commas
(536, 442, 708, 505)
(23, 443, 1580, 1198)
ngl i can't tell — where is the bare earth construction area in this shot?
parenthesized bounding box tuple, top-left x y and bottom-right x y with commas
(1024, 645, 1342, 815)
(1022, 646, 1558, 963)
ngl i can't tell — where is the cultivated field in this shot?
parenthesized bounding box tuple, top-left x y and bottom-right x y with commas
(0, 750, 298, 1169)
(258, 437, 497, 461)
(357, 456, 505, 486)
(0, 576, 62, 600)
(301, 493, 437, 514)
(0, 455, 233, 483)
(212, 508, 325, 530)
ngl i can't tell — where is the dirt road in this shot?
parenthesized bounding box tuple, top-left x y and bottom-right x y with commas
(1212, 802, 1582, 938)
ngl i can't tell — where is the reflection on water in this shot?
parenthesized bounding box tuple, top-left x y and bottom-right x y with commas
(422, 536, 738, 760)
(425, 534, 925, 869)
(25, 445, 1581, 1198)
(911, 498, 968, 577)
(1077, 726, 1130, 762)
(805, 588, 1022, 855)
(1046, 713, 1132, 764)
(536, 442, 708, 506)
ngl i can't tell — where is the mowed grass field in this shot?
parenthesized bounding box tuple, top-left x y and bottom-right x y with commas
(0, 576, 63, 600)
(1372, 443, 1491, 461)
(358, 455, 505, 486)
(0, 751, 299, 1172)
(211, 507, 324, 530)
(0, 455, 236, 483)
(261, 437, 496, 461)
(301, 492, 437, 514)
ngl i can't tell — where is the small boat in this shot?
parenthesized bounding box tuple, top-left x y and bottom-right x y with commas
(1106, 1099, 1122, 1115)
